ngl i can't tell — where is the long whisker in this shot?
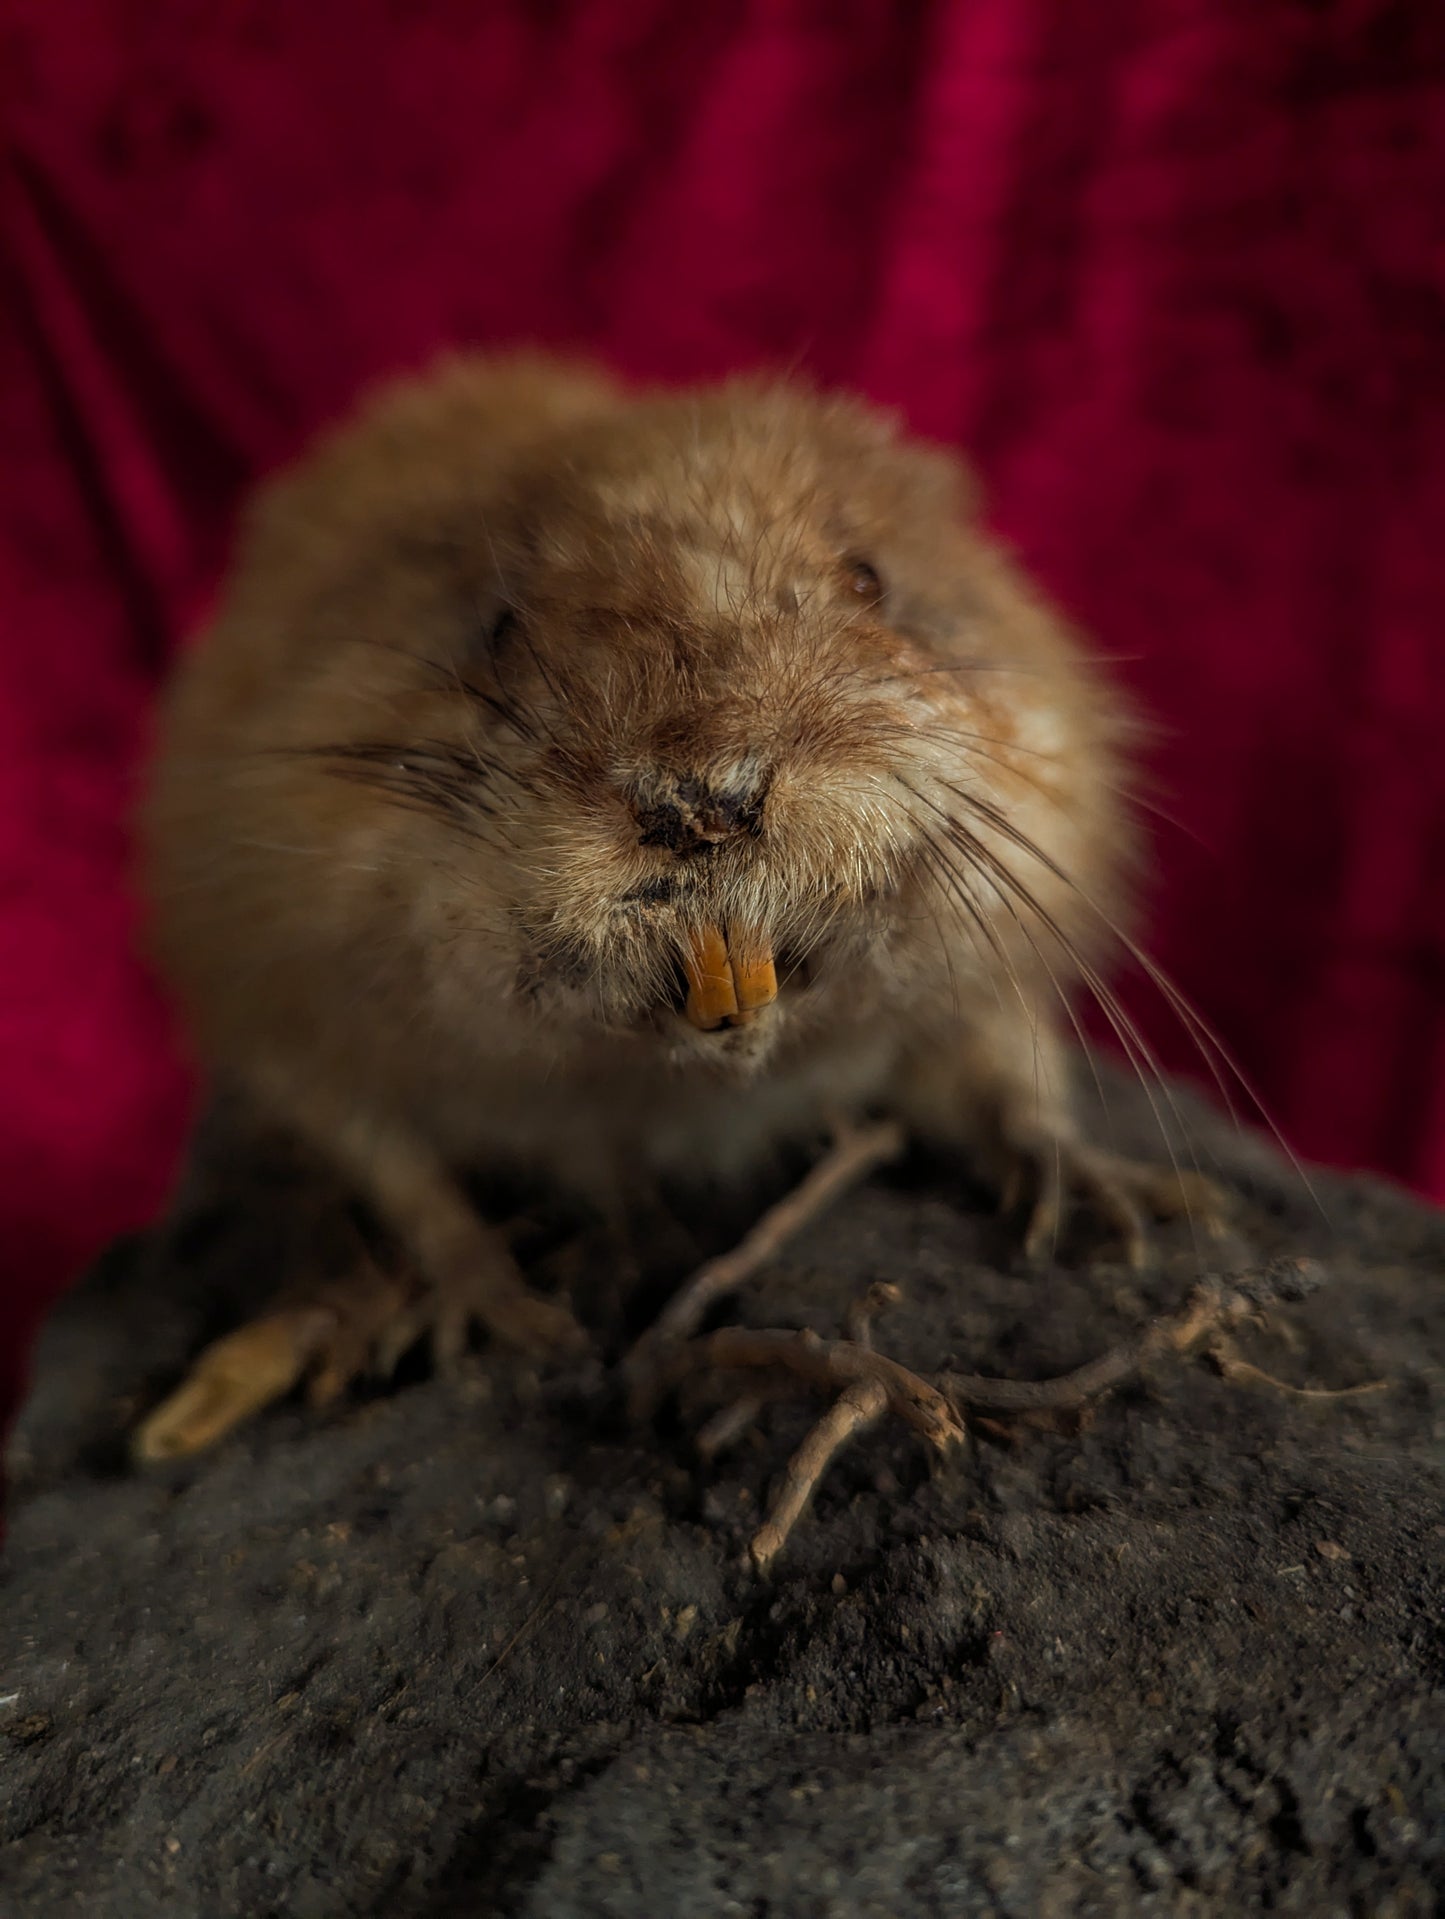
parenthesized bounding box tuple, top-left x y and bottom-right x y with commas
(905, 825, 1028, 1024)
(891, 651, 1150, 680)
(907, 769, 1209, 1200)
(954, 822, 1206, 1249)
(273, 737, 528, 848)
(904, 784, 1170, 1176)
(907, 804, 1125, 1156)
(948, 786, 1239, 1122)
(907, 720, 1195, 843)
(938, 780, 1320, 1211)
(329, 631, 546, 745)
(904, 804, 1127, 1178)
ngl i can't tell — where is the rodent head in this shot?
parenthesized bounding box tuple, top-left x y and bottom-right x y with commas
(298, 378, 1129, 1075)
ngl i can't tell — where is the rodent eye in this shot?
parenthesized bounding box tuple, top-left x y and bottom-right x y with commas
(487, 606, 521, 651)
(843, 557, 884, 605)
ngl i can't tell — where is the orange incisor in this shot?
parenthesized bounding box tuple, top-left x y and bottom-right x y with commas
(682, 924, 777, 1030)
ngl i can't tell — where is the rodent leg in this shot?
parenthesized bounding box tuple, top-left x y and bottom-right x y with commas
(281, 1090, 589, 1364)
(354, 1141, 586, 1359)
(133, 1080, 589, 1459)
(1016, 1145, 1228, 1270)
(665, 1313, 966, 1573)
(132, 1255, 416, 1460)
(661, 1260, 1353, 1568)
(132, 1204, 587, 1462)
(624, 1117, 905, 1412)
(895, 1014, 1231, 1268)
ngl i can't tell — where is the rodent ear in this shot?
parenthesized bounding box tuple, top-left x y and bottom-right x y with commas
(952, 451, 985, 520)
(849, 396, 983, 523)
(912, 437, 984, 526)
(864, 438, 990, 649)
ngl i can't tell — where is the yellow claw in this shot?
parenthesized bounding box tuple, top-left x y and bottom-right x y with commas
(132, 1309, 334, 1461)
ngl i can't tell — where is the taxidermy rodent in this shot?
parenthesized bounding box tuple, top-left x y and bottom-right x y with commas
(135, 352, 1220, 1460)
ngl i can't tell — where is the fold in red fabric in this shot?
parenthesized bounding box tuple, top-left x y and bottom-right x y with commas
(3, 1, 1443, 1418)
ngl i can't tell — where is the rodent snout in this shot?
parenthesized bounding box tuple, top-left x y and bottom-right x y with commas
(630, 771, 766, 858)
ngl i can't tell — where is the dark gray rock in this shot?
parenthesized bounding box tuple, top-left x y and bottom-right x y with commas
(3, 1081, 1442, 1916)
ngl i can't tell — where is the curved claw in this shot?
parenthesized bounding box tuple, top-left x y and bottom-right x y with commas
(133, 1308, 335, 1461)
(1017, 1145, 1231, 1271)
(485, 1285, 590, 1362)
(132, 1258, 588, 1463)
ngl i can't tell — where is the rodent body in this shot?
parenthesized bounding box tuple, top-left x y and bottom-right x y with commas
(143, 353, 1144, 1354)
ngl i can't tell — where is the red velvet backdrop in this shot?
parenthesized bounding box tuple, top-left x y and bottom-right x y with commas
(4, 1, 1444, 1421)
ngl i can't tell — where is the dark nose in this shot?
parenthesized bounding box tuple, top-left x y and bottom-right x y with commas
(633, 775, 765, 856)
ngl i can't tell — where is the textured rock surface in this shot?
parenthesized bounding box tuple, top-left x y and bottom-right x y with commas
(3, 1083, 1443, 1916)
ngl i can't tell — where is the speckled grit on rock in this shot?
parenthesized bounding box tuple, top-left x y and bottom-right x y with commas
(3, 1077, 1442, 1916)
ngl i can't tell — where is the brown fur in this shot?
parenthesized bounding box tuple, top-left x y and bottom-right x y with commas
(143, 353, 1142, 1352)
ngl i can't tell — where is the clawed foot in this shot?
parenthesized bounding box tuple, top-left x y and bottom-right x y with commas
(133, 1259, 585, 1462)
(1007, 1142, 1230, 1270)
(643, 1255, 1370, 1569)
(645, 1282, 966, 1572)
